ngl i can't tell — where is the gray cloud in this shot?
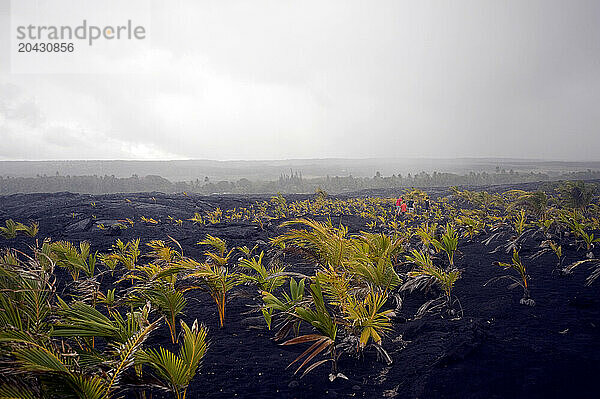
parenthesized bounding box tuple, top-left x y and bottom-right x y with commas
(1, 0, 599, 161)
(0, 83, 44, 127)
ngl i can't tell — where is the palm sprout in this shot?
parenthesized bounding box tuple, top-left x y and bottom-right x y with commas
(236, 244, 259, 259)
(549, 241, 563, 266)
(197, 234, 234, 267)
(0, 219, 18, 239)
(238, 252, 287, 329)
(432, 224, 459, 267)
(556, 180, 596, 212)
(271, 219, 353, 269)
(268, 220, 400, 377)
(138, 320, 208, 399)
(0, 248, 55, 335)
(180, 257, 240, 328)
(239, 251, 286, 294)
(577, 230, 599, 255)
(15, 222, 40, 238)
(511, 209, 529, 236)
(100, 239, 141, 272)
(205, 208, 223, 224)
(270, 193, 289, 218)
(346, 232, 404, 292)
(281, 280, 338, 377)
(147, 239, 184, 264)
(50, 241, 97, 281)
(136, 286, 186, 344)
(261, 277, 306, 331)
(487, 249, 534, 306)
(557, 212, 599, 255)
(414, 222, 438, 251)
(508, 190, 549, 220)
(406, 258, 461, 317)
(0, 276, 161, 399)
(187, 212, 204, 225)
(343, 291, 392, 348)
(530, 240, 564, 270)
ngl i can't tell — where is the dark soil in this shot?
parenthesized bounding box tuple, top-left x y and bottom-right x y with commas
(1, 189, 599, 399)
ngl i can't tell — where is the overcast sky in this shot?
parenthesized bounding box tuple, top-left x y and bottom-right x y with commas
(1, 0, 599, 161)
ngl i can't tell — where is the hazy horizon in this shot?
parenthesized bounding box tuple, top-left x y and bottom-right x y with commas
(0, 155, 596, 162)
(2, 158, 599, 182)
(0, 156, 594, 162)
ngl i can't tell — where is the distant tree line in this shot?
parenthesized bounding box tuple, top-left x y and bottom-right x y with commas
(1, 169, 600, 195)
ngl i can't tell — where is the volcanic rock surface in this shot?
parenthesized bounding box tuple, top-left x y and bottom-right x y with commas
(1, 189, 599, 399)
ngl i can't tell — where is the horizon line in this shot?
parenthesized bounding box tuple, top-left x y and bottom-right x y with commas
(1, 157, 600, 163)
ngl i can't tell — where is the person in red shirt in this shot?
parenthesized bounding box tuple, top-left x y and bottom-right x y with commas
(400, 202, 407, 217)
(395, 196, 403, 216)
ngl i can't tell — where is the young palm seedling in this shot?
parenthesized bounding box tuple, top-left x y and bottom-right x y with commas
(0, 219, 18, 239)
(346, 232, 405, 293)
(147, 238, 184, 266)
(512, 209, 529, 237)
(534, 216, 555, 236)
(205, 208, 223, 224)
(50, 241, 97, 281)
(404, 250, 462, 318)
(577, 229, 599, 258)
(485, 211, 535, 255)
(135, 283, 186, 344)
(137, 319, 208, 399)
(414, 222, 438, 252)
(100, 239, 141, 273)
(343, 291, 393, 349)
(270, 218, 353, 269)
(141, 216, 159, 225)
(177, 236, 240, 328)
(549, 241, 563, 267)
(270, 193, 289, 218)
(239, 251, 286, 293)
(401, 249, 436, 293)
(556, 180, 596, 213)
(2, 288, 161, 399)
(15, 221, 39, 237)
(188, 212, 204, 225)
(530, 240, 564, 271)
(123, 260, 188, 343)
(0, 246, 55, 336)
(198, 234, 234, 267)
(261, 277, 306, 331)
(239, 252, 287, 326)
(432, 223, 459, 267)
(182, 258, 239, 328)
(509, 190, 549, 221)
(281, 280, 339, 379)
(456, 215, 485, 240)
(487, 249, 534, 306)
(236, 244, 259, 259)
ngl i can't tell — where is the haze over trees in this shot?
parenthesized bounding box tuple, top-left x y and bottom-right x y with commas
(1, 169, 600, 195)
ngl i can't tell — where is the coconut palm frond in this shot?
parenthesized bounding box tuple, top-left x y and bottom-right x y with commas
(138, 320, 208, 399)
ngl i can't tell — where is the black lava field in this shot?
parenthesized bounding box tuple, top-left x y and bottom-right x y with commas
(1, 185, 599, 399)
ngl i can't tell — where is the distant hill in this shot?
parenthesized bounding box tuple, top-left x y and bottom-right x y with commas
(1, 158, 599, 182)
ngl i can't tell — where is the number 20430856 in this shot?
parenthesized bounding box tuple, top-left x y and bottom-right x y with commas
(18, 42, 74, 52)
